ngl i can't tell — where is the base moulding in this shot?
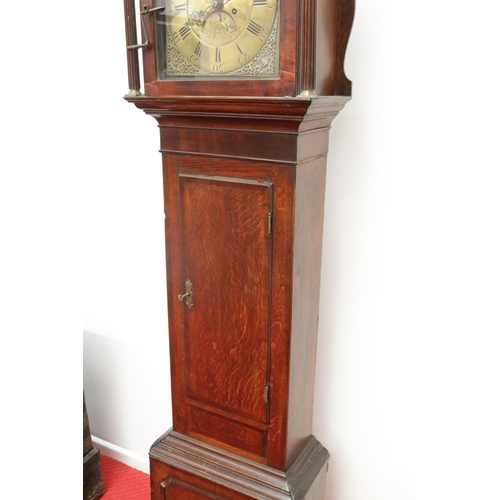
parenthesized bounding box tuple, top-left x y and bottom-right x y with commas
(149, 429, 329, 500)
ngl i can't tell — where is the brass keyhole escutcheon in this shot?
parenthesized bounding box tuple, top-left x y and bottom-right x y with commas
(178, 279, 194, 309)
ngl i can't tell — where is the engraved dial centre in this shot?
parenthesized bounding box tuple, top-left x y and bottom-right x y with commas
(202, 11, 237, 46)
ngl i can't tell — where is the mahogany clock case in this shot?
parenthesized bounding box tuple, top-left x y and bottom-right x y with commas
(123, 0, 355, 498)
(135, 0, 354, 97)
(126, 95, 352, 500)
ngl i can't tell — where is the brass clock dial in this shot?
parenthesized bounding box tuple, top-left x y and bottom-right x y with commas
(163, 0, 279, 77)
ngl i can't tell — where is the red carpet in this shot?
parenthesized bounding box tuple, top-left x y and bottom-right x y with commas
(100, 454, 150, 500)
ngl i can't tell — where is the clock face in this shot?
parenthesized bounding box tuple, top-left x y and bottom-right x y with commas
(159, 0, 279, 78)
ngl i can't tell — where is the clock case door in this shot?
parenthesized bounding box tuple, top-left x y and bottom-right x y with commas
(138, 0, 354, 97)
(165, 155, 277, 464)
(177, 171, 273, 461)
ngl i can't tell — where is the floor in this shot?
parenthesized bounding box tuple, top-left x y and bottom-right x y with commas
(99, 454, 150, 500)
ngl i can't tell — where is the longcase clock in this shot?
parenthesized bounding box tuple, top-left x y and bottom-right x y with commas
(122, 0, 355, 498)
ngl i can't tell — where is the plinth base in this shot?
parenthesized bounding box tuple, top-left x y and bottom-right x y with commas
(149, 429, 329, 500)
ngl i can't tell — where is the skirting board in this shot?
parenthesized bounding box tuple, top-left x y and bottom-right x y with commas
(91, 435, 149, 473)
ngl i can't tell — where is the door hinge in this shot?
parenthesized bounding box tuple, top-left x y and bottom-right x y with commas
(265, 384, 270, 403)
(268, 213, 273, 234)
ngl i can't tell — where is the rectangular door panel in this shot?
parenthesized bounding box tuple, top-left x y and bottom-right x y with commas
(179, 174, 272, 425)
(188, 405, 267, 460)
(161, 478, 223, 500)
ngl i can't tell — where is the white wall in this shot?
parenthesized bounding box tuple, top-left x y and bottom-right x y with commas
(2, 1, 499, 499)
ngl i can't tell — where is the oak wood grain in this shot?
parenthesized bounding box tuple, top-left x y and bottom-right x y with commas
(180, 175, 272, 425)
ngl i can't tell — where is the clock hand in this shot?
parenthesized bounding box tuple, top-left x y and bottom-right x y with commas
(190, 1, 223, 26)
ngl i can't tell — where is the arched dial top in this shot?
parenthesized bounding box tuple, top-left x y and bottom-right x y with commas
(166, 0, 278, 75)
